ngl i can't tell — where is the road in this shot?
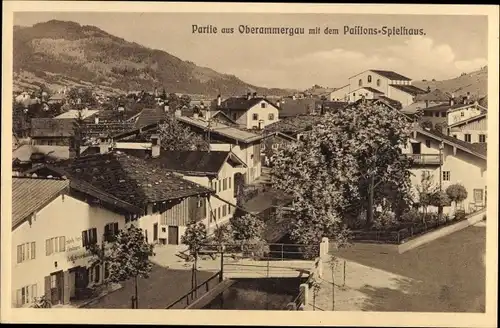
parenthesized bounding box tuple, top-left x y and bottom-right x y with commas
(331, 225, 486, 312)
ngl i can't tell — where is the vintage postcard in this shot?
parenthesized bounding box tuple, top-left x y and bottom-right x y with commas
(1, 2, 498, 327)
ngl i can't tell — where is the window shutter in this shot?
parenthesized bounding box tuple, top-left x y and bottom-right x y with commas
(17, 245, 22, 263)
(82, 231, 88, 247)
(31, 284, 37, 301)
(44, 276, 51, 299)
(31, 242, 36, 259)
(92, 228, 98, 244)
(104, 224, 110, 242)
(114, 223, 119, 235)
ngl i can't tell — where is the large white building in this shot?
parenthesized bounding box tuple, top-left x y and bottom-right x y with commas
(329, 69, 427, 107)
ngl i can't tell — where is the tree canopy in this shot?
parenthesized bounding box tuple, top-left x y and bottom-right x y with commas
(157, 114, 209, 151)
(271, 100, 414, 245)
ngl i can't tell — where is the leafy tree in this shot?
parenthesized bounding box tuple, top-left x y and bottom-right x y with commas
(106, 225, 155, 309)
(271, 101, 413, 248)
(167, 93, 180, 111)
(229, 213, 265, 253)
(67, 87, 96, 106)
(446, 183, 468, 213)
(161, 88, 167, 101)
(71, 109, 86, 157)
(430, 190, 451, 218)
(181, 222, 208, 292)
(421, 120, 433, 129)
(157, 113, 209, 151)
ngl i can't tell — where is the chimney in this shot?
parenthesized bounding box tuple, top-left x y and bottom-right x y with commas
(164, 104, 169, 112)
(174, 109, 182, 117)
(217, 95, 221, 107)
(94, 113, 99, 125)
(292, 95, 296, 100)
(150, 134, 160, 158)
(99, 136, 111, 154)
(193, 113, 199, 119)
(462, 96, 467, 104)
(276, 100, 280, 108)
(450, 96, 454, 106)
(425, 100, 429, 108)
(247, 92, 251, 100)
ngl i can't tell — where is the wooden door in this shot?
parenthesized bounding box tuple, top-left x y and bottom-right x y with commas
(168, 226, 179, 245)
(50, 272, 63, 305)
(153, 223, 158, 241)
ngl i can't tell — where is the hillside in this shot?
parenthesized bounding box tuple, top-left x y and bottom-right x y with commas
(413, 66, 488, 98)
(13, 20, 295, 97)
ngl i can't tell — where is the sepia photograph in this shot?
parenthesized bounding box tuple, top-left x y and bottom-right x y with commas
(1, 2, 498, 326)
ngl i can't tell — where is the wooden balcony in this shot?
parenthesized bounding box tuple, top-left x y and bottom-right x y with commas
(407, 153, 442, 165)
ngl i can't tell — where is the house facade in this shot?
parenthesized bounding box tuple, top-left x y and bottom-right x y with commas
(218, 94, 280, 130)
(11, 176, 141, 308)
(402, 127, 487, 213)
(447, 102, 486, 126)
(448, 113, 487, 144)
(30, 118, 74, 146)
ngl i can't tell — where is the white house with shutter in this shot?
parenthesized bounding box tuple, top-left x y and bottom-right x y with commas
(11, 176, 141, 308)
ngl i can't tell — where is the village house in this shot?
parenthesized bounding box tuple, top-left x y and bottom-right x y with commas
(54, 108, 99, 120)
(11, 175, 142, 308)
(30, 118, 75, 146)
(402, 88, 451, 114)
(447, 112, 487, 144)
(260, 132, 298, 164)
(403, 126, 487, 214)
(33, 150, 214, 246)
(276, 97, 317, 118)
(329, 69, 426, 107)
(217, 93, 280, 130)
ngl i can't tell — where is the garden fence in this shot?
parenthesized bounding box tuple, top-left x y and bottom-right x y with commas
(165, 271, 222, 309)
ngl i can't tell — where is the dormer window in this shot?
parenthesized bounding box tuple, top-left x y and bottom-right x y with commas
(368, 75, 372, 83)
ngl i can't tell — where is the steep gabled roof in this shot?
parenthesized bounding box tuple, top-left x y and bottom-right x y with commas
(134, 108, 168, 129)
(220, 97, 279, 111)
(31, 118, 74, 138)
(148, 151, 246, 177)
(415, 89, 451, 102)
(350, 86, 384, 94)
(12, 177, 70, 229)
(448, 113, 487, 128)
(278, 98, 316, 118)
(54, 151, 213, 206)
(370, 70, 412, 81)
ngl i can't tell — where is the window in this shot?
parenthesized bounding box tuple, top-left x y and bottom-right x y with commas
(479, 134, 486, 143)
(46, 236, 65, 256)
(223, 205, 227, 217)
(144, 230, 148, 243)
(441, 112, 446, 117)
(474, 189, 484, 203)
(217, 207, 221, 219)
(268, 113, 275, 120)
(228, 205, 232, 215)
(421, 170, 431, 181)
(252, 113, 258, 121)
(376, 79, 381, 86)
(461, 112, 464, 117)
(425, 140, 431, 148)
(453, 134, 457, 139)
(367, 75, 372, 83)
(17, 242, 36, 263)
(104, 263, 110, 280)
(94, 264, 101, 283)
(443, 171, 450, 181)
(465, 134, 471, 143)
(197, 198, 203, 208)
(353, 93, 356, 97)
(16, 284, 37, 307)
(212, 181, 217, 191)
(434, 112, 439, 117)
(261, 102, 267, 108)
(82, 228, 98, 248)
(272, 144, 279, 150)
(358, 79, 362, 86)
(218, 181, 222, 192)
(228, 177, 232, 189)
(104, 222, 119, 242)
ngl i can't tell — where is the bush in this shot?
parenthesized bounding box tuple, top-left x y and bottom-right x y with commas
(455, 209, 466, 220)
(241, 238, 270, 259)
(446, 184, 468, 205)
(400, 209, 421, 225)
(372, 211, 398, 230)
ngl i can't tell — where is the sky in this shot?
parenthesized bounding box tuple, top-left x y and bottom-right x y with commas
(14, 12, 488, 90)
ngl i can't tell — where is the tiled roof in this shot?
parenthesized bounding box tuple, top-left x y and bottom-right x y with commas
(55, 151, 213, 206)
(417, 126, 487, 159)
(177, 116, 263, 143)
(135, 108, 168, 128)
(370, 70, 411, 81)
(12, 177, 69, 229)
(278, 98, 316, 117)
(54, 109, 99, 120)
(377, 96, 403, 110)
(12, 145, 75, 162)
(31, 118, 74, 138)
(415, 89, 451, 102)
(148, 151, 232, 176)
(315, 101, 349, 113)
(264, 115, 323, 135)
(220, 97, 278, 111)
(351, 87, 384, 94)
(389, 84, 427, 95)
(84, 122, 136, 139)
